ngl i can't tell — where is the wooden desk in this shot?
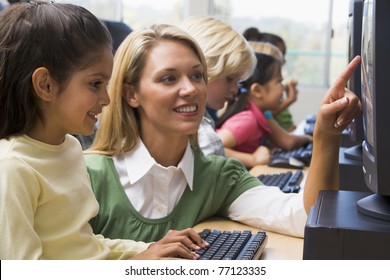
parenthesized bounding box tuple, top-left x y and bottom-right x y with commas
(249, 165, 306, 176)
(250, 165, 304, 176)
(194, 218, 303, 260)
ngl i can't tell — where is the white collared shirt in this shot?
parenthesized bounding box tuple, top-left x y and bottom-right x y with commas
(113, 138, 307, 237)
(113, 139, 194, 218)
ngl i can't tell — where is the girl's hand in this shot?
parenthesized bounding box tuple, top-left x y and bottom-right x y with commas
(253, 145, 271, 165)
(153, 228, 209, 251)
(130, 228, 209, 260)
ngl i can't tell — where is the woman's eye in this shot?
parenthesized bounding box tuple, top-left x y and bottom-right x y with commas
(161, 75, 177, 83)
(191, 72, 203, 81)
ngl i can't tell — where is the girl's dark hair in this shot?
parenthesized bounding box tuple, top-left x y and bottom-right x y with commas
(216, 52, 281, 128)
(259, 32, 286, 56)
(243, 27, 286, 57)
(8, 0, 27, 3)
(0, 1, 112, 139)
(243, 27, 262, 41)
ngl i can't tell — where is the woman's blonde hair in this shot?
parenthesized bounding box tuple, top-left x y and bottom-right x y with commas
(181, 16, 256, 83)
(87, 24, 208, 156)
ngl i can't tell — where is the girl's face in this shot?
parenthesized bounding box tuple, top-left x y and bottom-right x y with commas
(129, 40, 207, 140)
(263, 73, 284, 110)
(48, 47, 113, 142)
(206, 75, 241, 110)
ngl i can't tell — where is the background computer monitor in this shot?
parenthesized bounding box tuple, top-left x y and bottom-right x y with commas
(344, 0, 364, 161)
(357, 0, 390, 221)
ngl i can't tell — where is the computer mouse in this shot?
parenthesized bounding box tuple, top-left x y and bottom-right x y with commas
(268, 156, 305, 169)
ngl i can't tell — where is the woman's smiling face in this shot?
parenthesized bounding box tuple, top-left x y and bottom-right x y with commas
(128, 40, 207, 139)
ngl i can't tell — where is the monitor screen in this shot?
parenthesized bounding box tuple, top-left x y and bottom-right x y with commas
(357, 0, 390, 221)
(344, 0, 364, 161)
(361, 0, 374, 152)
(347, 0, 363, 95)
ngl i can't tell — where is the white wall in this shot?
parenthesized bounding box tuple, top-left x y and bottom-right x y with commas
(289, 86, 327, 124)
(183, 0, 212, 18)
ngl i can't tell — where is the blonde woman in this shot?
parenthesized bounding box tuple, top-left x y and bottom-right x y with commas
(85, 23, 361, 242)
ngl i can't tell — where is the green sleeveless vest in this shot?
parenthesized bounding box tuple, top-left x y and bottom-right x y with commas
(85, 152, 261, 242)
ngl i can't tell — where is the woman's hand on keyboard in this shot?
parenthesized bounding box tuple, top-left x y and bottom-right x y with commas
(130, 228, 209, 260)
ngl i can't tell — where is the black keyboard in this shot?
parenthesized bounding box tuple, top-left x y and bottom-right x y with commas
(269, 142, 313, 168)
(196, 229, 268, 260)
(258, 170, 303, 193)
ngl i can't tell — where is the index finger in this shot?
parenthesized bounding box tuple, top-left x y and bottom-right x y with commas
(331, 55, 361, 91)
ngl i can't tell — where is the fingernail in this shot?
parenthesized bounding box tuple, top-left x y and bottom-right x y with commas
(193, 253, 200, 260)
(334, 118, 345, 128)
(341, 97, 349, 105)
(192, 245, 201, 250)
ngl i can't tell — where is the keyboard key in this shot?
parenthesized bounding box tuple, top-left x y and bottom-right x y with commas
(269, 143, 313, 168)
(258, 170, 303, 193)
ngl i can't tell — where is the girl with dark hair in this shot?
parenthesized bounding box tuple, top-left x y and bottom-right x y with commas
(243, 27, 298, 131)
(216, 51, 312, 168)
(0, 1, 206, 260)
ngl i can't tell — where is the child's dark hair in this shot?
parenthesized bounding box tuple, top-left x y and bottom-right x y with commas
(216, 52, 281, 128)
(243, 27, 286, 57)
(0, 1, 112, 139)
(243, 27, 262, 41)
(259, 32, 286, 56)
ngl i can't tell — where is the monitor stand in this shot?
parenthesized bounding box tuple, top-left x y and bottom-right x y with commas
(304, 190, 390, 259)
(343, 144, 362, 161)
(357, 194, 390, 221)
(338, 147, 368, 192)
(340, 129, 355, 147)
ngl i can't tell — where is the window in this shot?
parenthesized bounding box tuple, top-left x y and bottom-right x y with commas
(214, 0, 350, 87)
(58, 0, 350, 87)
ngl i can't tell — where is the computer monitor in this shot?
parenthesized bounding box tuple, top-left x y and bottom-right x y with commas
(344, 0, 364, 161)
(357, 0, 390, 221)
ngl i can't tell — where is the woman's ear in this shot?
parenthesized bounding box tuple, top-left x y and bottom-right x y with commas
(122, 83, 140, 108)
(31, 67, 56, 102)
